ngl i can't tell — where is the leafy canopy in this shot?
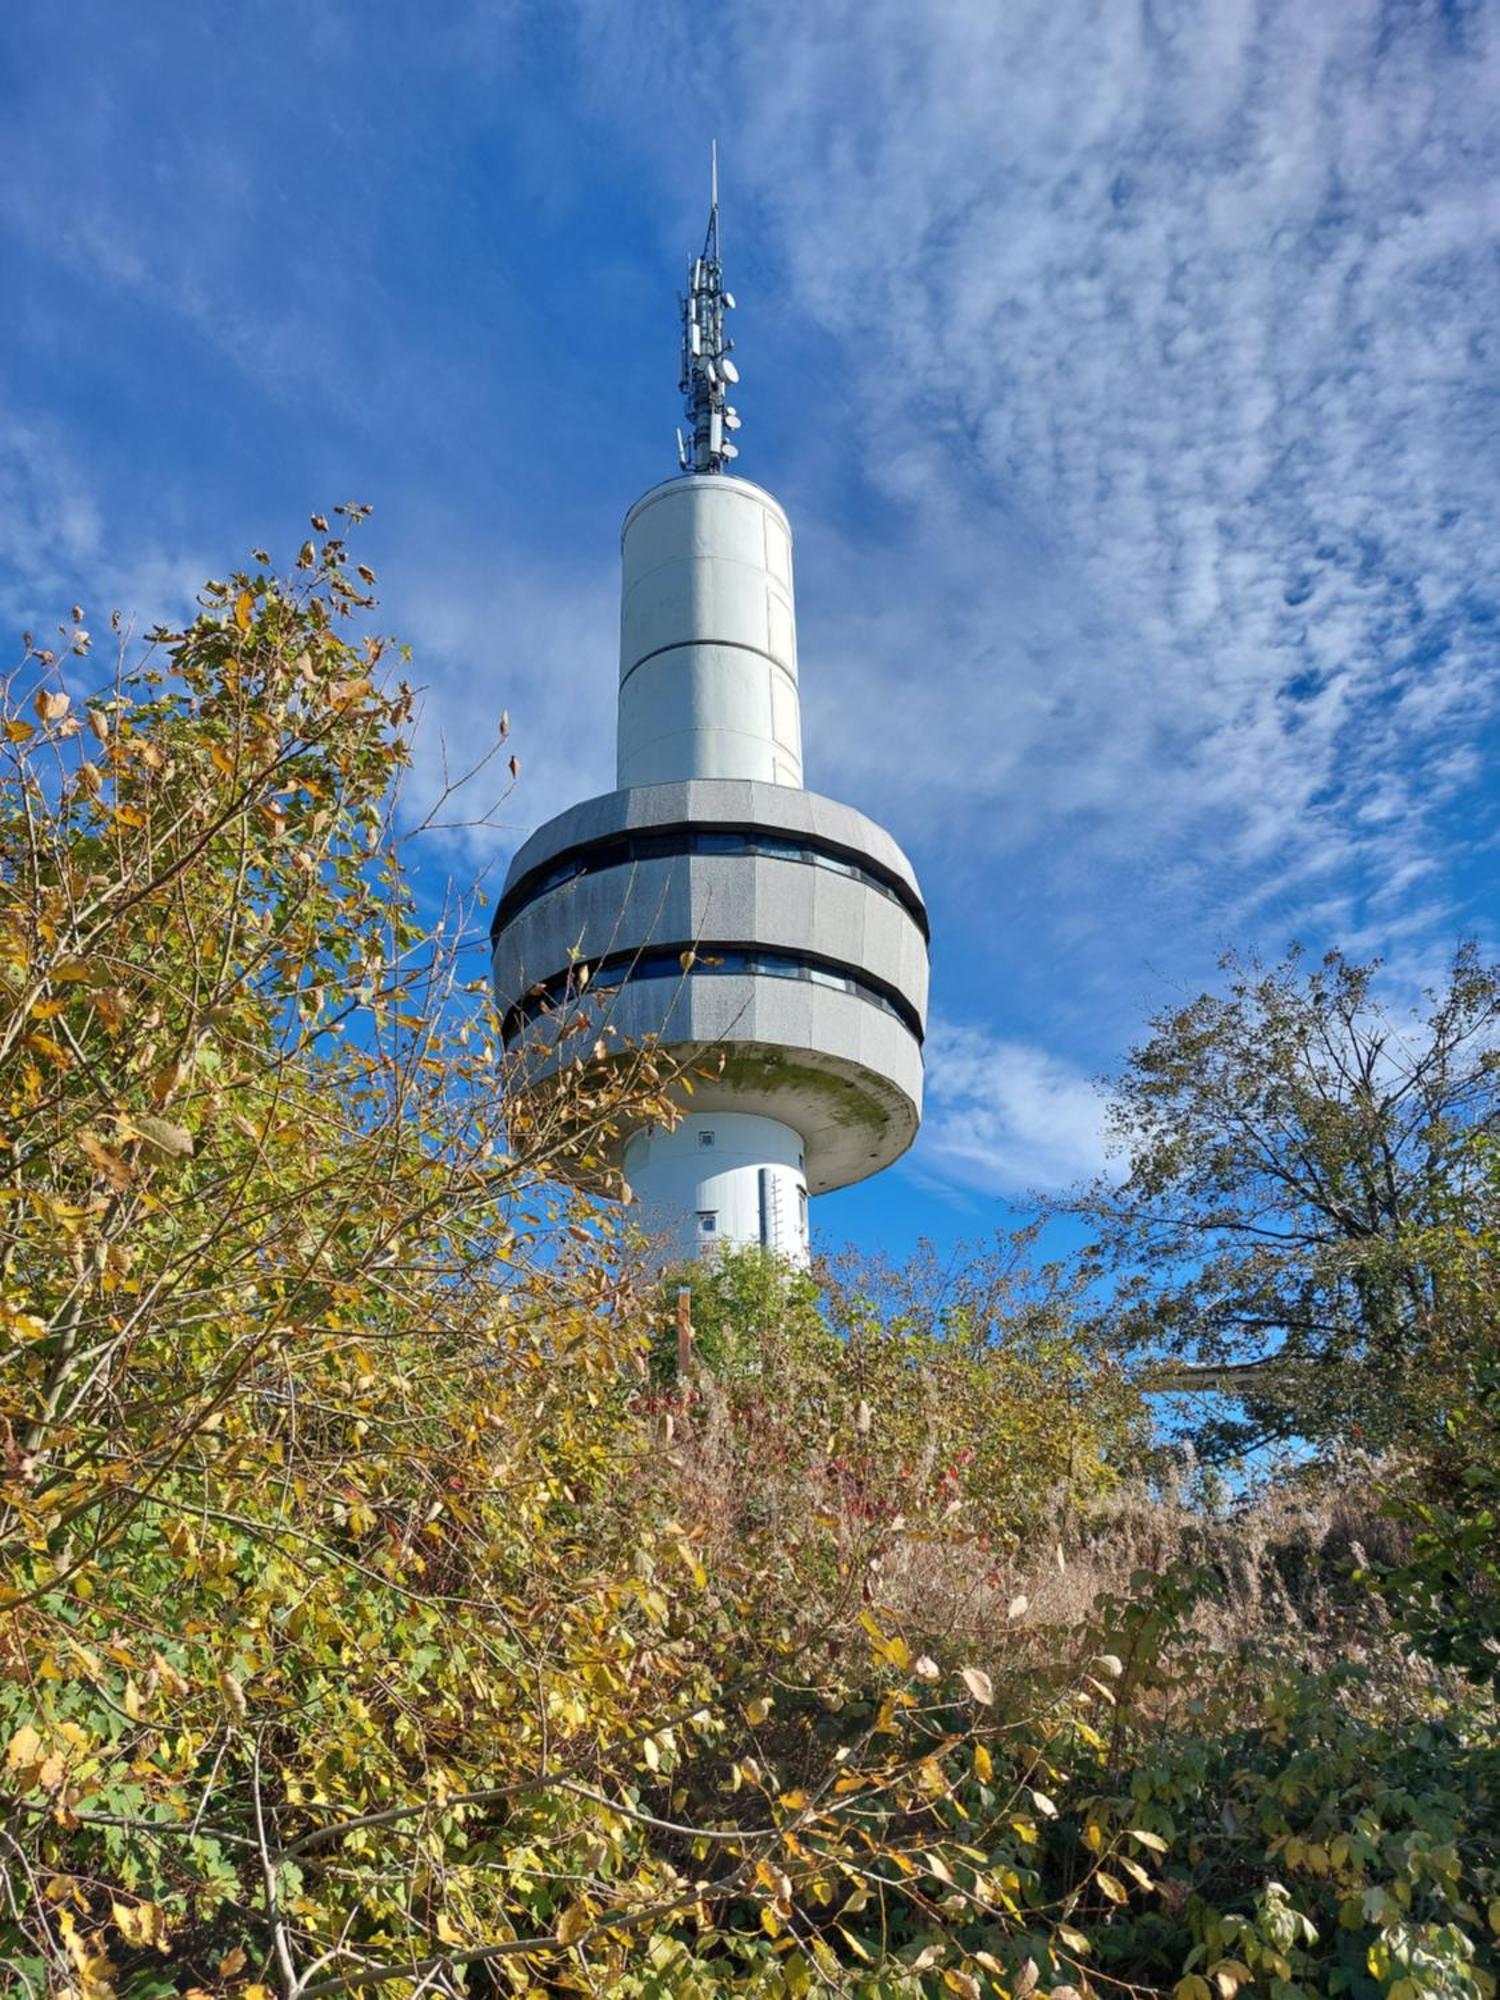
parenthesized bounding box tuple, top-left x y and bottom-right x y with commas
(1076, 945, 1500, 1455)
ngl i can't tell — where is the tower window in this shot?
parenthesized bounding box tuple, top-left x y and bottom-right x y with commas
(697, 1210, 718, 1235)
(698, 1129, 716, 1148)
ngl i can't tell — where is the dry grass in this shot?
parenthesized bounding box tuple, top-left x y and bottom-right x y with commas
(650, 1373, 1416, 1681)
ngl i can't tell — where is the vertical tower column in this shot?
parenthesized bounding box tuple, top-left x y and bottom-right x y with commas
(623, 1112, 810, 1266)
(617, 476, 803, 788)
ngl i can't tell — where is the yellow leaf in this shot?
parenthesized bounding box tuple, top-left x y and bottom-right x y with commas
(1056, 1923, 1091, 1954)
(6, 1724, 44, 1785)
(673, 1538, 707, 1588)
(744, 1696, 772, 1725)
(973, 1741, 993, 1783)
(153, 1652, 190, 1699)
(78, 1131, 133, 1190)
(22, 1031, 70, 1069)
(4, 718, 34, 742)
(1211, 1961, 1254, 1997)
(112, 1898, 169, 1951)
(878, 1631, 910, 1671)
(556, 1903, 591, 1946)
(0, 1305, 48, 1341)
(1096, 1869, 1128, 1904)
(836, 1925, 872, 1962)
(234, 590, 254, 633)
(219, 1948, 247, 1977)
(123, 1678, 145, 1721)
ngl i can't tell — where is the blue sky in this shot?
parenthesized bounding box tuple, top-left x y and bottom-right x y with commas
(3, 0, 1498, 1258)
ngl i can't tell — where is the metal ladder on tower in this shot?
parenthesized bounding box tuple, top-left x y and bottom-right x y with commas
(768, 1172, 786, 1255)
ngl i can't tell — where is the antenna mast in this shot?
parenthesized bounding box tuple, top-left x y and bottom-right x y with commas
(678, 140, 742, 474)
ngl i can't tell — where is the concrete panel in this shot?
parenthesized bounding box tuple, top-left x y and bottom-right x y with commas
(624, 1112, 809, 1265)
(617, 650, 804, 790)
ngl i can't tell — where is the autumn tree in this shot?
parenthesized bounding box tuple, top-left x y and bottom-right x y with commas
(1075, 946, 1500, 1455)
(0, 528, 1144, 2000)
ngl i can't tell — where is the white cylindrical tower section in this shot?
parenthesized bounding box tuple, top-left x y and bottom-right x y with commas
(623, 1111, 810, 1266)
(617, 476, 803, 789)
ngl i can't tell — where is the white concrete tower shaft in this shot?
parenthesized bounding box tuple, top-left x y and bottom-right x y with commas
(617, 476, 804, 789)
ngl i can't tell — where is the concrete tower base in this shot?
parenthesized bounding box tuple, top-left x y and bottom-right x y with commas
(623, 1111, 810, 1266)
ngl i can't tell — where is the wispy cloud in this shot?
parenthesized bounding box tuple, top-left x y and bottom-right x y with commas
(918, 1015, 1112, 1197)
(0, 413, 208, 644)
(384, 545, 619, 868)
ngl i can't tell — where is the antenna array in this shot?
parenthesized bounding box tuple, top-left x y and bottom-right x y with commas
(678, 141, 742, 473)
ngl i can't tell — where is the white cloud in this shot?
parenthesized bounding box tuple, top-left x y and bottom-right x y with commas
(918, 1015, 1112, 1196)
(0, 413, 208, 643)
(382, 540, 619, 872)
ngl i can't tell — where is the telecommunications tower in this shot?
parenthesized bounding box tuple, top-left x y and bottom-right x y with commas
(491, 156, 929, 1263)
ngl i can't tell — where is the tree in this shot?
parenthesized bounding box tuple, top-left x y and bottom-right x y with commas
(1075, 946, 1500, 1455)
(0, 530, 1118, 2000)
(0, 520, 698, 1995)
(1364, 1144, 1500, 1691)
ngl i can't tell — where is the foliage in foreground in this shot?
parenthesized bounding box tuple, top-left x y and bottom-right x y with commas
(2, 533, 1497, 2000)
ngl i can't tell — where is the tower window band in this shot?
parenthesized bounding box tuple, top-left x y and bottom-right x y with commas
(492, 821, 929, 943)
(500, 940, 924, 1048)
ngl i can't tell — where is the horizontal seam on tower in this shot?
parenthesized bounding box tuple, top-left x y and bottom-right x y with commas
(618, 638, 797, 694)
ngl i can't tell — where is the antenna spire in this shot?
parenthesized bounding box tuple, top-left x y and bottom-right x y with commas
(677, 141, 741, 474)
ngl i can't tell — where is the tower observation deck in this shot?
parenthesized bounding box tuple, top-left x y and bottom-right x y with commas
(490, 162, 928, 1264)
